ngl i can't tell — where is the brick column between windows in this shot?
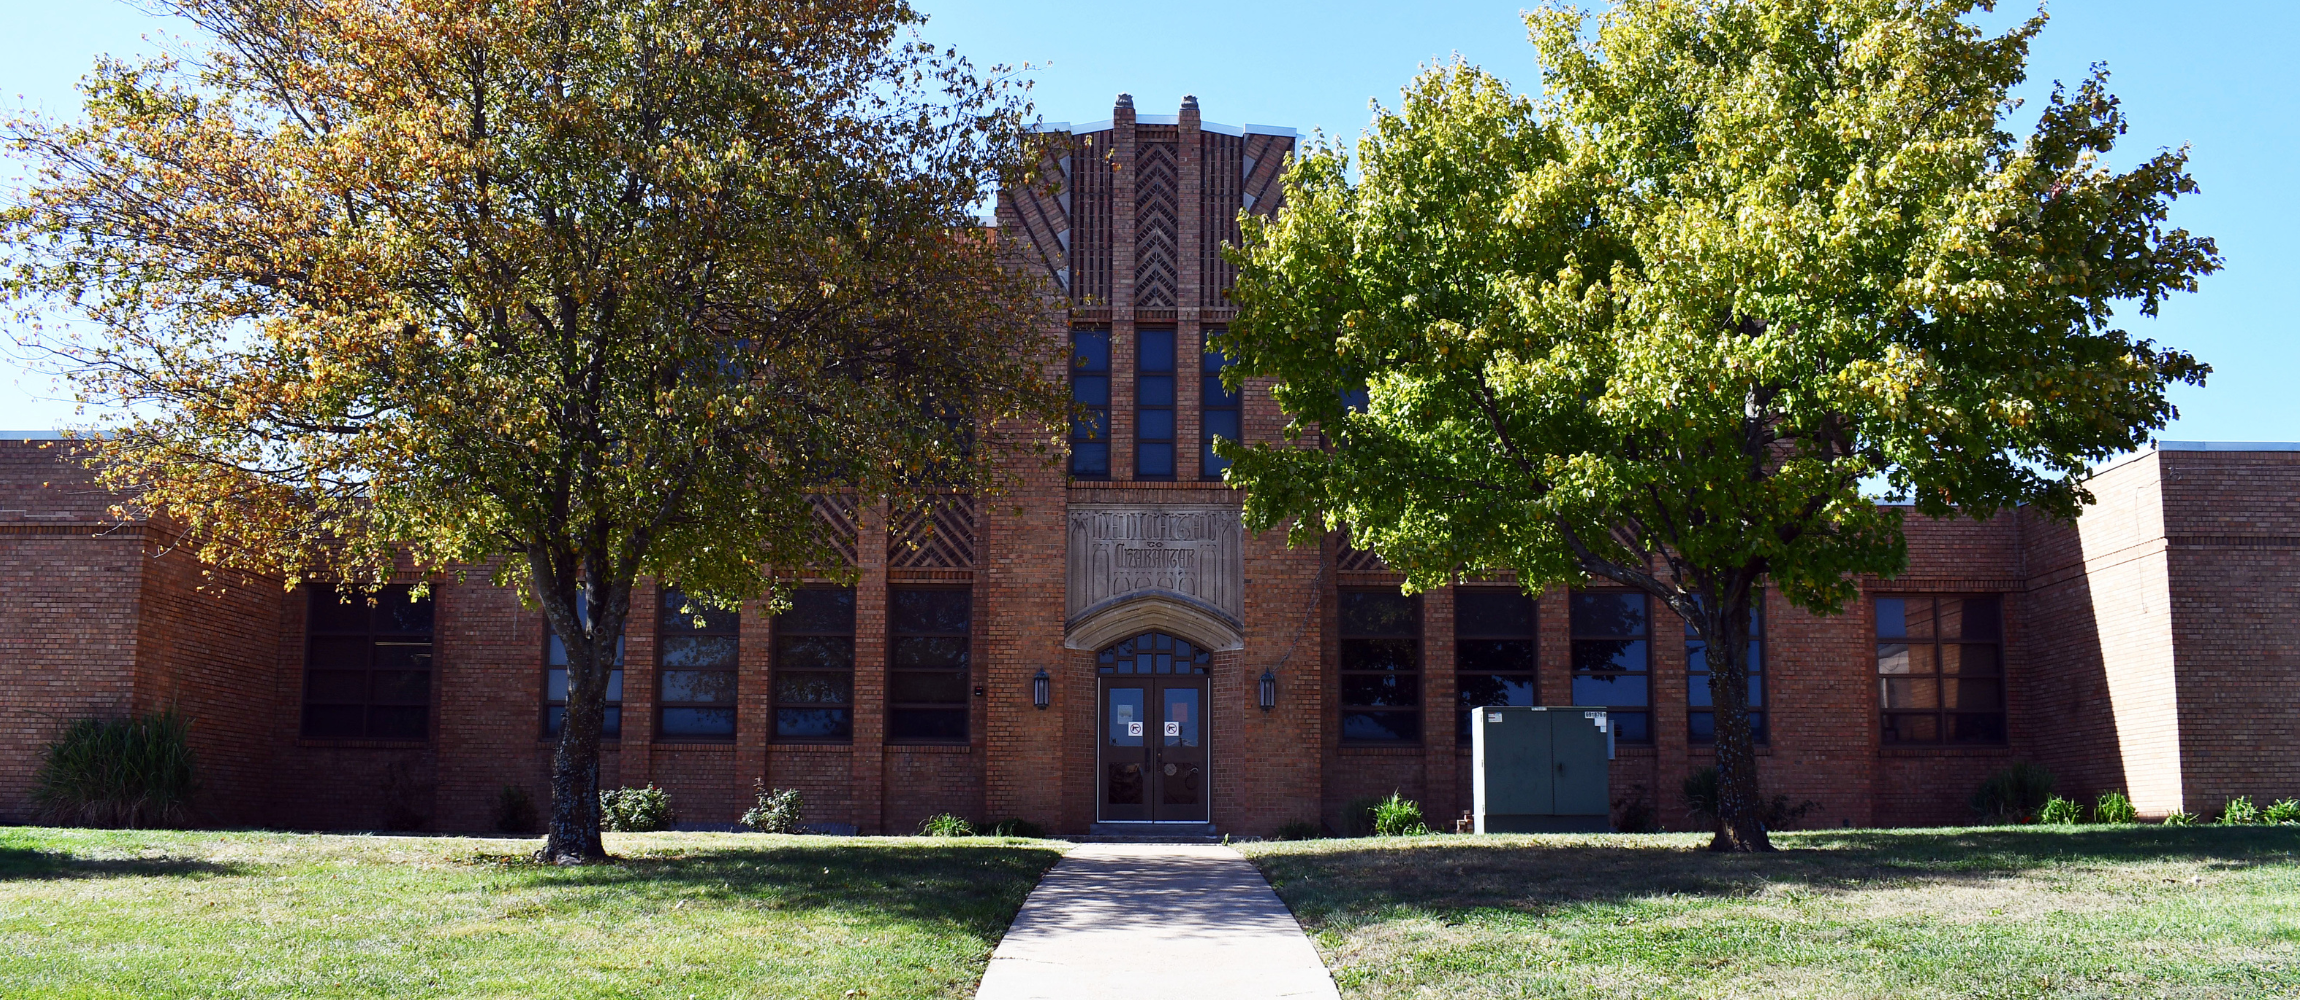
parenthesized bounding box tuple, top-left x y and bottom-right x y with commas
(1111, 96, 1137, 482)
(620, 577, 659, 786)
(1422, 584, 1459, 824)
(852, 500, 889, 833)
(738, 589, 774, 801)
(1177, 98, 1204, 482)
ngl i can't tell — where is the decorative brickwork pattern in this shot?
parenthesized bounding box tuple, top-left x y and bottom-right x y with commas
(887, 495, 976, 569)
(808, 493, 859, 567)
(1133, 140, 1179, 308)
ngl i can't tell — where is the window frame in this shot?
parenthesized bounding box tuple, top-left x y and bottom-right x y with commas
(655, 587, 740, 743)
(1200, 332, 1239, 481)
(888, 585, 972, 745)
(1876, 594, 2007, 745)
(1339, 588, 1423, 745)
(1134, 327, 1177, 481)
(302, 584, 435, 741)
(541, 588, 625, 741)
(1069, 328, 1112, 480)
(1686, 596, 1765, 746)
(771, 585, 857, 744)
(1569, 590, 1652, 745)
(1454, 588, 1539, 744)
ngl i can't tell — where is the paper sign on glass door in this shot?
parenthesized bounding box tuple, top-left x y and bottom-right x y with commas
(1164, 721, 1180, 737)
(1127, 721, 1143, 736)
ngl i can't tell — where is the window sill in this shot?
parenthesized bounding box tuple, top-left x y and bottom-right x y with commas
(296, 738, 428, 749)
(536, 739, 621, 747)
(1878, 745, 2013, 758)
(1612, 745, 1658, 757)
(885, 742, 973, 753)
(651, 741, 737, 751)
(1687, 745, 1775, 757)
(1338, 744, 1425, 755)
(771, 741, 855, 751)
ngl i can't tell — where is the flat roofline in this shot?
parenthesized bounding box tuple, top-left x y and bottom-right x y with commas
(1029, 120, 1296, 138)
(0, 430, 70, 440)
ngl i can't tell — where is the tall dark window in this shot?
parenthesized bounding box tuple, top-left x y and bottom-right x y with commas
(1070, 328, 1111, 479)
(1877, 595, 2005, 744)
(890, 587, 970, 743)
(773, 587, 855, 742)
(544, 588, 623, 738)
(303, 585, 434, 739)
(1456, 589, 1538, 743)
(1687, 599, 1764, 744)
(1201, 336, 1239, 480)
(1340, 590, 1420, 743)
(1571, 592, 1651, 744)
(657, 588, 738, 741)
(1136, 327, 1176, 480)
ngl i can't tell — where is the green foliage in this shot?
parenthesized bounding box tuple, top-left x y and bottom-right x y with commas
(492, 785, 539, 835)
(2217, 796, 2261, 826)
(599, 785, 675, 833)
(2264, 799, 2300, 825)
(1971, 762, 2057, 824)
(2161, 810, 2196, 826)
(917, 813, 974, 838)
(1218, 0, 2215, 851)
(2037, 796, 2086, 826)
(2093, 790, 2139, 825)
(1372, 792, 1429, 837)
(1342, 796, 1386, 838)
(739, 781, 803, 834)
(1274, 820, 1323, 841)
(985, 818, 1045, 839)
(31, 711, 199, 829)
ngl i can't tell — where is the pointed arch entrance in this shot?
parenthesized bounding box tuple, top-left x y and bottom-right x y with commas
(1095, 631, 1211, 824)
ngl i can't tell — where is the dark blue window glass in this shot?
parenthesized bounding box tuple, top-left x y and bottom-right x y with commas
(1202, 338, 1240, 479)
(1570, 592, 1650, 743)
(1340, 590, 1420, 743)
(1071, 329, 1111, 479)
(1456, 589, 1537, 743)
(1687, 600, 1765, 744)
(1136, 328, 1176, 480)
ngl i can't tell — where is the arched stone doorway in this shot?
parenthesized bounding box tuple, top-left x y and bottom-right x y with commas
(1095, 631, 1211, 825)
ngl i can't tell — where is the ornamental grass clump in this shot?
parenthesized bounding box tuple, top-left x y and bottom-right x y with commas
(2037, 796, 2086, 825)
(917, 813, 973, 837)
(2094, 790, 2139, 825)
(1372, 792, 1429, 837)
(2217, 796, 2262, 826)
(739, 781, 804, 834)
(599, 785, 675, 832)
(2264, 798, 2300, 825)
(32, 711, 199, 828)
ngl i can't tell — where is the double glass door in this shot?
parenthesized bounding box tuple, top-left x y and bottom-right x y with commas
(1099, 677, 1208, 822)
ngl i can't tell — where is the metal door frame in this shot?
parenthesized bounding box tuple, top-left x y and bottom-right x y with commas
(1095, 674, 1214, 824)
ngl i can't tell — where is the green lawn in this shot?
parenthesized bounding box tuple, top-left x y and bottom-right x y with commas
(0, 827, 1064, 1000)
(1244, 826, 2300, 999)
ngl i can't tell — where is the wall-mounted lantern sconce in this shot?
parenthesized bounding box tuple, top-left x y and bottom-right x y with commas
(1032, 668, 1051, 710)
(1258, 669, 1277, 712)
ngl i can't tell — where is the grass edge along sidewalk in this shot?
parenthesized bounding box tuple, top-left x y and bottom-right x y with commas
(0, 827, 1065, 1000)
(1244, 825, 2300, 1000)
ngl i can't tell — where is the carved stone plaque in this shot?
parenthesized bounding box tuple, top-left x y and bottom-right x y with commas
(1066, 505, 1244, 625)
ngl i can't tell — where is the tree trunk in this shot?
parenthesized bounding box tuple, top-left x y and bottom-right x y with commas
(1702, 592, 1773, 852)
(535, 555, 624, 865)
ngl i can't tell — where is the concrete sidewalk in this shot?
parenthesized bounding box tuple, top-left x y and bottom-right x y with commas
(974, 843, 1343, 1000)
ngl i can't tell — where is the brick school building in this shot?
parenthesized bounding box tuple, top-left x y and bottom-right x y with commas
(3, 97, 2295, 836)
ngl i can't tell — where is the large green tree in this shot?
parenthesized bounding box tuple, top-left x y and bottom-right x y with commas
(1217, 0, 2215, 851)
(4, 0, 1063, 862)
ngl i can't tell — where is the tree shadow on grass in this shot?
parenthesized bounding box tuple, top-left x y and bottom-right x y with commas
(458, 842, 1069, 936)
(0, 845, 256, 881)
(1251, 826, 2300, 921)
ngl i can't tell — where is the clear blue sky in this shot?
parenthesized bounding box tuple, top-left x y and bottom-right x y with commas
(3, 1, 2290, 444)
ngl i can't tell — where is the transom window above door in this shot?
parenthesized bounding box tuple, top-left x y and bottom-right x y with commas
(1097, 632, 1211, 674)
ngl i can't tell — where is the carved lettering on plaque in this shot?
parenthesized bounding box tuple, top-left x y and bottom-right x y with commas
(1065, 505, 1244, 624)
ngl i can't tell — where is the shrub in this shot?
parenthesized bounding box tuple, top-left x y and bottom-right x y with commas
(2217, 796, 2261, 826)
(32, 711, 199, 829)
(1371, 792, 1428, 836)
(739, 781, 803, 834)
(2265, 798, 2300, 825)
(917, 813, 973, 837)
(2161, 810, 2196, 826)
(2094, 790, 2139, 825)
(1342, 795, 1385, 838)
(1274, 819, 1322, 841)
(1970, 761, 2056, 824)
(985, 817, 1046, 838)
(599, 784, 675, 832)
(1681, 767, 1821, 832)
(492, 785, 538, 834)
(2037, 796, 2085, 825)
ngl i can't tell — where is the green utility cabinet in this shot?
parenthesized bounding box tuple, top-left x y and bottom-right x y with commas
(1471, 706, 1613, 833)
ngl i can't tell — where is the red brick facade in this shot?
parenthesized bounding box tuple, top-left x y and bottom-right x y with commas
(3, 98, 2294, 834)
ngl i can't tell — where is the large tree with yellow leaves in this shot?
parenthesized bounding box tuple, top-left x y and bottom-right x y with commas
(5, 0, 1063, 862)
(1218, 0, 2216, 851)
